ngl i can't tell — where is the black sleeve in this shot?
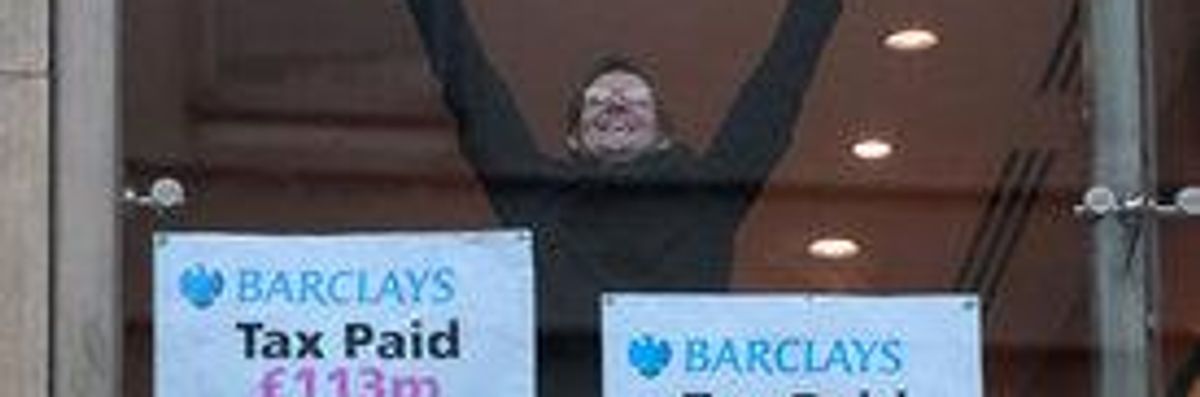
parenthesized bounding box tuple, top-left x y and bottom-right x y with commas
(406, 0, 549, 185)
(703, 0, 841, 188)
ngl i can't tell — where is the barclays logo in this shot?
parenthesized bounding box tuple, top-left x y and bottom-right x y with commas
(628, 334, 672, 380)
(180, 263, 224, 310)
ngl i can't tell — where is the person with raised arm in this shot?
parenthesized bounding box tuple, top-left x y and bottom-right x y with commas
(404, 0, 841, 394)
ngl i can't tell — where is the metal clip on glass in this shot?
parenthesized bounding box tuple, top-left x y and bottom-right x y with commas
(1074, 186, 1200, 219)
(122, 177, 186, 212)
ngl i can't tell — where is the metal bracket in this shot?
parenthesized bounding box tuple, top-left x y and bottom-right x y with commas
(122, 177, 186, 212)
(1074, 186, 1200, 219)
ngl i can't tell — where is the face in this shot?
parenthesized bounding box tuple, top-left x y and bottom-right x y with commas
(574, 71, 663, 163)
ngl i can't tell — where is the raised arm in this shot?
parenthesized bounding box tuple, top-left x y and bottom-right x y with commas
(406, 0, 547, 181)
(704, 0, 841, 186)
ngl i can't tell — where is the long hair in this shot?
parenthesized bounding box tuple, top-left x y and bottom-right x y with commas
(563, 55, 675, 155)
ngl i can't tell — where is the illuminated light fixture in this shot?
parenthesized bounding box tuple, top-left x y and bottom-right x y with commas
(884, 28, 939, 51)
(807, 237, 862, 260)
(851, 139, 895, 160)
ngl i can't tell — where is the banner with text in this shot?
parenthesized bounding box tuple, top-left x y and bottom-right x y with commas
(154, 231, 534, 397)
(603, 294, 981, 397)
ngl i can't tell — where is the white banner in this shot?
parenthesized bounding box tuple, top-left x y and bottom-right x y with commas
(154, 231, 535, 397)
(602, 294, 981, 397)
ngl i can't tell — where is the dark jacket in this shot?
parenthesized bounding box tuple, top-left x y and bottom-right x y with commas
(406, 0, 840, 394)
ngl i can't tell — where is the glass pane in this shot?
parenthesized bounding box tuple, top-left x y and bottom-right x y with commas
(1151, 0, 1200, 395)
(122, 0, 1096, 395)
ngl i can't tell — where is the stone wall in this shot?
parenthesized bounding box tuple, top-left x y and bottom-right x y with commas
(0, 0, 49, 396)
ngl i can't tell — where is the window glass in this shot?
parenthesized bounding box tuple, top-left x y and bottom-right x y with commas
(1152, 0, 1200, 395)
(122, 0, 1096, 395)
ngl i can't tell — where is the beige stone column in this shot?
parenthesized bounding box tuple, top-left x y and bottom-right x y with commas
(0, 0, 50, 396)
(53, 0, 121, 393)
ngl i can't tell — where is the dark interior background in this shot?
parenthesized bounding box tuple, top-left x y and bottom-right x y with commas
(119, 0, 1200, 395)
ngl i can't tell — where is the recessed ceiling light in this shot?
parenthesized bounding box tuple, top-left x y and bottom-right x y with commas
(808, 237, 861, 260)
(852, 139, 895, 160)
(884, 29, 939, 51)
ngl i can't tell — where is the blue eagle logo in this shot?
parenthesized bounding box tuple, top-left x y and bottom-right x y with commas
(179, 263, 224, 310)
(628, 334, 671, 379)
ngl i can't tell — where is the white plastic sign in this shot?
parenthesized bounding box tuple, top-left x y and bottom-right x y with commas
(154, 231, 535, 397)
(603, 294, 982, 397)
